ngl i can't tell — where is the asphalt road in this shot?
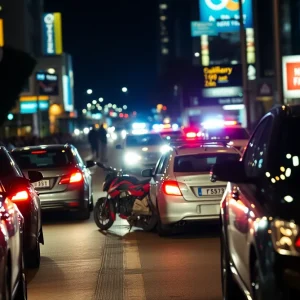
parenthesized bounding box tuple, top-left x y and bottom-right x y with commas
(27, 140, 222, 300)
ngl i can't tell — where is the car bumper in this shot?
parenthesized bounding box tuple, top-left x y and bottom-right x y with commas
(39, 188, 86, 211)
(158, 194, 221, 225)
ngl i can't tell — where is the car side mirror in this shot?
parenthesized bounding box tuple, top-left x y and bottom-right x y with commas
(86, 160, 96, 168)
(211, 160, 250, 183)
(141, 168, 153, 177)
(116, 144, 123, 150)
(28, 171, 43, 183)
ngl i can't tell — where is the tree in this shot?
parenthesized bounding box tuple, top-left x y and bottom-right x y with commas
(0, 46, 36, 126)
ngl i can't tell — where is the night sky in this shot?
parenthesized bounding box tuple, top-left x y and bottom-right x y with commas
(44, 0, 158, 113)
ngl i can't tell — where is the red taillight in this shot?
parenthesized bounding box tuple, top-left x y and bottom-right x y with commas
(295, 237, 300, 248)
(31, 150, 47, 154)
(162, 180, 182, 196)
(224, 121, 237, 126)
(186, 132, 197, 138)
(11, 191, 29, 201)
(59, 171, 83, 185)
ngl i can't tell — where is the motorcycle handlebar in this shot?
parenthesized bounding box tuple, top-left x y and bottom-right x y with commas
(96, 162, 120, 173)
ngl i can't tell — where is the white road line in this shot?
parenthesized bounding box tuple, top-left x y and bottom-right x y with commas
(123, 238, 146, 300)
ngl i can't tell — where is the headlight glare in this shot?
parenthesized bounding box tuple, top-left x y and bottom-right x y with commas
(124, 152, 141, 165)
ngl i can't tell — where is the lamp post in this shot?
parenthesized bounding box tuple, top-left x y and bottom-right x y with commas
(238, 0, 251, 130)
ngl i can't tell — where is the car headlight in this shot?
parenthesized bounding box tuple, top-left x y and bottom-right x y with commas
(124, 152, 141, 165)
(160, 145, 171, 153)
(271, 219, 300, 256)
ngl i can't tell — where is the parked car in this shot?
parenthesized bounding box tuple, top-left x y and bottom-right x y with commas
(212, 105, 300, 299)
(11, 144, 93, 220)
(142, 140, 241, 236)
(0, 189, 27, 299)
(0, 147, 43, 268)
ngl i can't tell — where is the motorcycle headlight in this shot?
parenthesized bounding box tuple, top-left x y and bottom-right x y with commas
(160, 145, 171, 153)
(124, 152, 141, 165)
(271, 219, 300, 256)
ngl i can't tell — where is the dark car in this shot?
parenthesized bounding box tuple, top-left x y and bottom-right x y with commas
(11, 144, 93, 220)
(212, 105, 300, 299)
(0, 189, 27, 299)
(0, 147, 43, 268)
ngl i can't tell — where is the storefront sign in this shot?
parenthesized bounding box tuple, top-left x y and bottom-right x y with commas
(36, 72, 59, 96)
(191, 21, 218, 36)
(20, 101, 49, 114)
(43, 13, 63, 55)
(282, 55, 300, 99)
(199, 0, 253, 33)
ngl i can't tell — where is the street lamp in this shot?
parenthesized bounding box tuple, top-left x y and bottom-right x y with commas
(123, 105, 127, 110)
(122, 87, 128, 93)
(194, 52, 200, 57)
(47, 68, 56, 74)
(86, 89, 93, 95)
(99, 97, 104, 102)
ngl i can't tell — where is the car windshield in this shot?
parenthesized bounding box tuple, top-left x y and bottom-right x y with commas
(174, 153, 240, 173)
(205, 128, 249, 140)
(126, 134, 163, 147)
(12, 149, 73, 169)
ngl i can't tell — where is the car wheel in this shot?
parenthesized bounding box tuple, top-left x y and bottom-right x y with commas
(15, 255, 27, 300)
(157, 217, 173, 237)
(26, 239, 40, 269)
(221, 228, 243, 299)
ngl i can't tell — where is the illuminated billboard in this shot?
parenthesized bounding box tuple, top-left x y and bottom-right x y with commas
(36, 72, 59, 95)
(282, 55, 300, 99)
(200, 64, 243, 105)
(199, 0, 253, 33)
(43, 13, 63, 55)
(20, 101, 49, 114)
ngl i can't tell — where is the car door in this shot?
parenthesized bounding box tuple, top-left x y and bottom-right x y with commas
(149, 154, 168, 208)
(227, 116, 273, 289)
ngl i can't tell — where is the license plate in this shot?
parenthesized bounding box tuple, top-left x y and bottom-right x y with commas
(33, 180, 50, 188)
(198, 187, 225, 196)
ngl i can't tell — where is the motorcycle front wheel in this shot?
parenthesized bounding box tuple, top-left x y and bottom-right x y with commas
(94, 197, 115, 230)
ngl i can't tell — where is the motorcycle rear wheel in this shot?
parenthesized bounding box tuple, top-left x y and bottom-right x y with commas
(94, 197, 114, 230)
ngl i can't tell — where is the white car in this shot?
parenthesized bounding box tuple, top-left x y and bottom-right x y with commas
(142, 141, 241, 236)
(116, 133, 170, 172)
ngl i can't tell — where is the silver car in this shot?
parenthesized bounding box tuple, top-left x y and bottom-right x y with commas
(142, 142, 241, 236)
(11, 144, 93, 220)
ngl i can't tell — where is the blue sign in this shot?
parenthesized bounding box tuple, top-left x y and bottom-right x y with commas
(199, 0, 253, 33)
(191, 21, 218, 37)
(20, 101, 49, 114)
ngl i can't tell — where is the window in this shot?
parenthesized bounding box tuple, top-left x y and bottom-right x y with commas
(12, 149, 73, 169)
(174, 153, 240, 173)
(0, 151, 23, 178)
(126, 134, 163, 147)
(243, 117, 273, 177)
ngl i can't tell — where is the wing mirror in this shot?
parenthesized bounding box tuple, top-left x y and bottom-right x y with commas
(86, 160, 96, 168)
(28, 171, 43, 183)
(141, 168, 153, 177)
(211, 160, 250, 183)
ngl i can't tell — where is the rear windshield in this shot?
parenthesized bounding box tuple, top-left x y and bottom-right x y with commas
(205, 128, 249, 140)
(126, 134, 163, 147)
(174, 153, 240, 173)
(12, 149, 73, 169)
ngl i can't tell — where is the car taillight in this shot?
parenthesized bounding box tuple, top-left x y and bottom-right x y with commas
(59, 171, 83, 185)
(11, 190, 29, 201)
(186, 132, 197, 138)
(295, 237, 300, 248)
(162, 180, 182, 196)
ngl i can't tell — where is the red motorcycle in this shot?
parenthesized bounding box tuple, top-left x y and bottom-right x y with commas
(88, 161, 157, 231)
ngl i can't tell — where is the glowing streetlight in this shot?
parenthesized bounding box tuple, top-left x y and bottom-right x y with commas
(87, 103, 92, 108)
(122, 87, 128, 93)
(47, 68, 56, 74)
(87, 89, 93, 95)
(194, 52, 200, 57)
(99, 97, 104, 102)
(112, 104, 117, 109)
(92, 100, 97, 105)
(123, 105, 127, 110)
(82, 109, 87, 114)
(108, 103, 112, 108)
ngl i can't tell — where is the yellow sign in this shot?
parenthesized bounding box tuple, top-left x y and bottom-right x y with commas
(20, 96, 49, 102)
(203, 66, 233, 88)
(0, 19, 4, 47)
(54, 13, 63, 55)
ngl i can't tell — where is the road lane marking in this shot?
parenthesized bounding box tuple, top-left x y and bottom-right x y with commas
(123, 238, 146, 300)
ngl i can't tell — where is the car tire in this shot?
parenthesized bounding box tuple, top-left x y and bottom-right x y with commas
(26, 239, 40, 269)
(221, 228, 243, 300)
(157, 217, 173, 237)
(15, 255, 27, 300)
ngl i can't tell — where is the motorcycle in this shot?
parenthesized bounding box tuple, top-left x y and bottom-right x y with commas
(88, 161, 157, 231)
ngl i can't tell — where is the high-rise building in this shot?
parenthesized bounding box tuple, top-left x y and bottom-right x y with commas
(1, 0, 44, 57)
(157, 0, 193, 75)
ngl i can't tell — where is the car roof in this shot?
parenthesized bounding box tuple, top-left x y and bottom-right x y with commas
(127, 133, 161, 137)
(174, 145, 240, 156)
(11, 144, 73, 152)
